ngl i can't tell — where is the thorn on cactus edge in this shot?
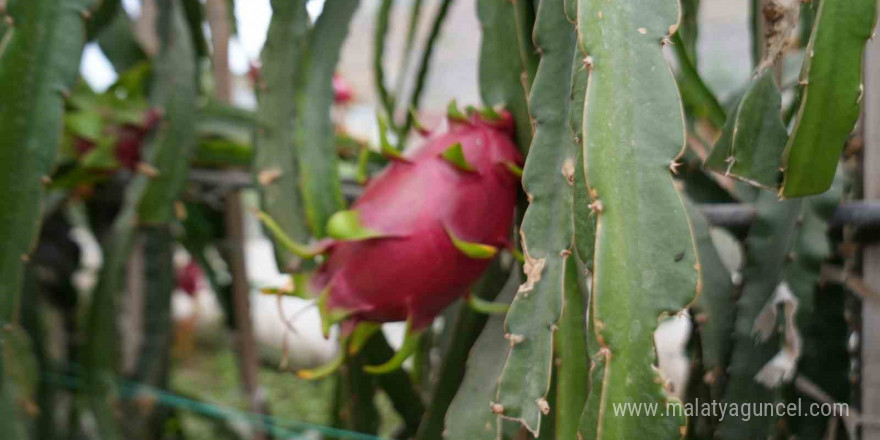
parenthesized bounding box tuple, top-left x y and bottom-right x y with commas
(490, 402, 505, 414)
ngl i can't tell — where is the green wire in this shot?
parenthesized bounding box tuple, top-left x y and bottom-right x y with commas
(43, 368, 390, 440)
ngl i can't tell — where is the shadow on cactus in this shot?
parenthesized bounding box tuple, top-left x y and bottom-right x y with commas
(259, 104, 523, 378)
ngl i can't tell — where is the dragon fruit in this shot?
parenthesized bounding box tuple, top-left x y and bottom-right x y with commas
(259, 106, 522, 376)
(312, 109, 521, 334)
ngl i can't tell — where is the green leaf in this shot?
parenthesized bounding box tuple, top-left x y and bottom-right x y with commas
(439, 142, 477, 173)
(496, 0, 578, 433)
(0, 0, 97, 323)
(326, 209, 385, 241)
(705, 70, 787, 190)
(575, 0, 700, 438)
(780, 0, 876, 197)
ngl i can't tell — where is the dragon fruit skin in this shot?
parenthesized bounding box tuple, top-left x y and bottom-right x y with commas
(312, 112, 522, 331)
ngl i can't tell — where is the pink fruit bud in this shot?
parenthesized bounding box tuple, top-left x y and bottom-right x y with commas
(176, 261, 203, 297)
(313, 110, 522, 330)
(333, 74, 354, 105)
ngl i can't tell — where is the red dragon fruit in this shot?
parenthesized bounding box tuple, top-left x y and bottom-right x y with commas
(74, 108, 162, 171)
(259, 106, 522, 377)
(304, 108, 520, 375)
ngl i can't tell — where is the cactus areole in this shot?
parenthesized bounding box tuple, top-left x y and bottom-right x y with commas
(313, 110, 522, 333)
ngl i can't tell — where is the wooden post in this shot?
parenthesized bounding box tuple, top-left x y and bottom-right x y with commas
(862, 5, 880, 438)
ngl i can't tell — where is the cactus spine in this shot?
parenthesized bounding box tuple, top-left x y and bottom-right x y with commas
(575, 1, 700, 439)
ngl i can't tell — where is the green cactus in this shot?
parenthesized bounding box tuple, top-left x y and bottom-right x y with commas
(414, 261, 512, 440)
(704, 70, 787, 190)
(477, 0, 536, 151)
(445, 271, 522, 440)
(575, 1, 700, 439)
(0, 325, 38, 440)
(293, 0, 358, 237)
(0, 0, 96, 430)
(685, 202, 737, 398)
(716, 194, 801, 440)
(83, 2, 197, 438)
(0, 0, 97, 325)
(373, 0, 395, 125)
(718, 173, 840, 438)
(555, 257, 590, 440)
(780, 0, 877, 197)
(494, 0, 578, 435)
(398, 0, 454, 141)
(570, 48, 596, 269)
(254, 0, 311, 267)
(672, 31, 726, 130)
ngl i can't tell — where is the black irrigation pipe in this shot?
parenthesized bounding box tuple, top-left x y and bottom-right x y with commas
(188, 169, 880, 232)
